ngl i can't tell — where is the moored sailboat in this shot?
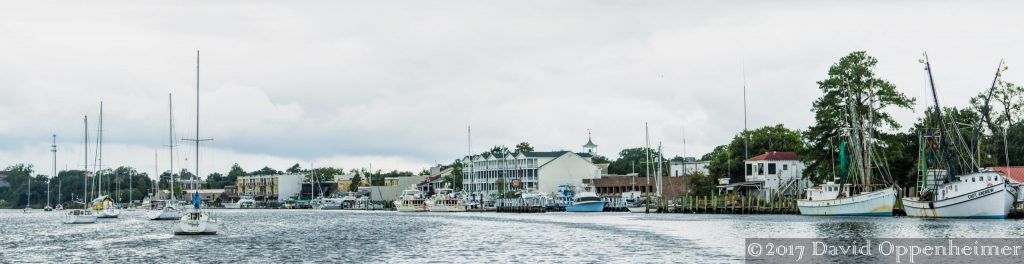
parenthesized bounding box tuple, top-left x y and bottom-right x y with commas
(173, 50, 218, 235)
(63, 116, 97, 224)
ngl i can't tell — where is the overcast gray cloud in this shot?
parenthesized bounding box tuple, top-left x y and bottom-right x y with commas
(2, 1, 1023, 177)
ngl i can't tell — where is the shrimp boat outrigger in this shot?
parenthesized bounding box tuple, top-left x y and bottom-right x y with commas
(902, 53, 1017, 219)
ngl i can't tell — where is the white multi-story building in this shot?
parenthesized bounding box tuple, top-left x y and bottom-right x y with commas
(744, 151, 810, 198)
(235, 174, 303, 202)
(462, 151, 601, 197)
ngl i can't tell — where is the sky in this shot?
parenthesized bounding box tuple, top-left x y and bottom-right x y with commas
(2, 1, 1024, 178)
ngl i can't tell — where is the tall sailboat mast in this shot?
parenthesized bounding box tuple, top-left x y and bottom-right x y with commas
(49, 134, 56, 208)
(169, 93, 176, 201)
(183, 50, 212, 200)
(83, 115, 89, 209)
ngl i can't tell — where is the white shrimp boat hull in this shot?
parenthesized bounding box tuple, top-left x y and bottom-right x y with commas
(62, 210, 98, 224)
(903, 183, 1015, 219)
(798, 187, 897, 216)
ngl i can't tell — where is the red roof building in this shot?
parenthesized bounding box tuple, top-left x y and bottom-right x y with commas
(989, 166, 1024, 183)
(745, 151, 800, 161)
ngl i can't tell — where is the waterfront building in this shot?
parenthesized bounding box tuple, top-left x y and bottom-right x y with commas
(735, 151, 810, 199)
(462, 151, 601, 197)
(583, 174, 690, 198)
(670, 157, 710, 176)
(235, 174, 303, 202)
(183, 189, 225, 203)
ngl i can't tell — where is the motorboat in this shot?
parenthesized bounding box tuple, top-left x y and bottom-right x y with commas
(564, 186, 606, 212)
(394, 185, 427, 212)
(426, 187, 467, 212)
(223, 195, 256, 209)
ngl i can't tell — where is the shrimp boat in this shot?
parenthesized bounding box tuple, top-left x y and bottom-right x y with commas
(394, 185, 427, 212)
(797, 137, 897, 216)
(902, 54, 1017, 218)
(174, 192, 219, 235)
(427, 186, 467, 212)
(64, 116, 97, 224)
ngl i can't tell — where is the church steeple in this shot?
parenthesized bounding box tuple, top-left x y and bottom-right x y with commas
(583, 129, 598, 154)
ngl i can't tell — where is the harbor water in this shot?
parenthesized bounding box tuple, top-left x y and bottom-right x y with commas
(4, 209, 1024, 263)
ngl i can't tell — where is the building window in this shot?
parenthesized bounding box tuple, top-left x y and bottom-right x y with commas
(768, 163, 777, 175)
(746, 164, 752, 176)
(783, 164, 788, 170)
(757, 163, 764, 175)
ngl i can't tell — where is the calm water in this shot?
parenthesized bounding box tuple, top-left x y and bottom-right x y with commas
(3, 209, 1024, 263)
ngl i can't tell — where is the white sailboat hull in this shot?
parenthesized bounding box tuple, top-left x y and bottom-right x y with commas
(148, 208, 182, 220)
(62, 210, 97, 224)
(903, 183, 1015, 219)
(173, 210, 218, 235)
(96, 208, 120, 218)
(798, 187, 897, 216)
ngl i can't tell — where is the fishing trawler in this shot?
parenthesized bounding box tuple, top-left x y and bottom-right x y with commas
(902, 54, 1017, 218)
(798, 131, 897, 216)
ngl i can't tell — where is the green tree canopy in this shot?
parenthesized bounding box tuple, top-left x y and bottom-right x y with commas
(803, 51, 915, 180)
(515, 142, 535, 153)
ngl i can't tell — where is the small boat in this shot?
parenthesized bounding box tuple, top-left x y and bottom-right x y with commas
(173, 192, 218, 235)
(563, 185, 606, 212)
(626, 197, 656, 213)
(63, 209, 97, 224)
(223, 195, 256, 209)
(147, 200, 182, 220)
(426, 187, 467, 212)
(55, 204, 64, 211)
(44, 205, 53, 212)
(394, 185, 427, 212)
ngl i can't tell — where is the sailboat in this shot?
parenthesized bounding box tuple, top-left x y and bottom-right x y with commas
(63, 116, 97, 224)
(24, 174, 32, 213)
(902, 53, 1017, 218)
(92, 102, 120, 219)
(174, 50, 218, 235)
(628, 124, 658, 213)
(148, 94, 182, 221)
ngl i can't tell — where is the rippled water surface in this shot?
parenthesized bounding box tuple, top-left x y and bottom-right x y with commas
(3, 210, 1024, 263)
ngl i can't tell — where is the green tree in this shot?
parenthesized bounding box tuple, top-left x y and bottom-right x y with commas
(515, 142, 535, 152)
(348, 172, 362, 192)
(286, 163, 303, 174)
(803, 51, 915, 181)
(591, 155, 611, 164)
(607, 147, 663, 176)
(685, 172, 717, 196)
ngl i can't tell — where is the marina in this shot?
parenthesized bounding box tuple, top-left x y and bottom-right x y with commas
(7, 209, 1024, 262)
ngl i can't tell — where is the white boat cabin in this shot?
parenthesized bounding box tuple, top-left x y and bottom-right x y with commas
(804, 182, 850, 201)
(931, 171, 1007, 201)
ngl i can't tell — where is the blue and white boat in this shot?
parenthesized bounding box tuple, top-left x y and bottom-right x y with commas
(561, 184, 605, 212)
